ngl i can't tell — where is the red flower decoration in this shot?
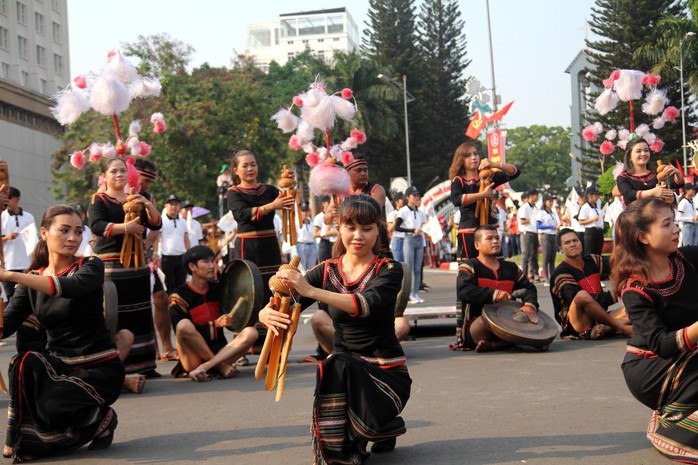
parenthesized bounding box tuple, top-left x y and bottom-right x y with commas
(289, 135, 303, 151)
(350, 129, 367, 145)
(293, 95, 303, 107)
(582, 126, 597, 142)
(600, 141, 615, 155)
(73, 75, 87, 89)
(138, 142, 151, 157)
(642, 74, 661, 86)
(153, 121, 166, 133)
(610, 70, 621, 80)
(650, 139, 665, 153)
(341, 151, 354, 166)
(305, 152, 320, 167)
(341, 88, 353, 99)
(662, 106, 679, 123)
(70, 151, 85, 169)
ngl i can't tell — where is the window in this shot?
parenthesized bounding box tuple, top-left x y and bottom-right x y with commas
(0, 0, 6, 15)
(318, 50, 325, 61)
(20, 70, 27, 85)
(0, 27, 7, 50)
(52, 22, 61, 43)
(247, 27, 271, 49)
(327, 15, 344, 34)
(1, 62, 9, 79)
(302, 39, 308, 44)
(318, 38, 324, 43)
(16, 1, 25, 24)
(287, 52, 295, 60)
(51, 0, 60, 12)
(35, 12, 44, 33)
(36, 45, 45, 65)
(298, 16, 325, 36)
(280, 18, 296, 37)
(39, 78, 47, 93)
(17, 35, 27, 59)
(53, 53, 63, 74)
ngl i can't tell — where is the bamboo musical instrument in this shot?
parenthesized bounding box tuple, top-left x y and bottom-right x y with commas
(254, 255, 301, 400)
(120, 188, 145, 269)
(476, 166, 493, 226)
(278, 165, 300, 246)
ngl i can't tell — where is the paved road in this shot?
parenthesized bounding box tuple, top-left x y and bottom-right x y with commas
(0, 269, 661, 464)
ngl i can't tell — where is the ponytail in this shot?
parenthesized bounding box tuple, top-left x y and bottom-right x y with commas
(27, 239, 49, 271)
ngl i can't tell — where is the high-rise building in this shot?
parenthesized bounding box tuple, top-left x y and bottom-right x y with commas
(244, 7, 359, 72)
(0, 0, 69, 215)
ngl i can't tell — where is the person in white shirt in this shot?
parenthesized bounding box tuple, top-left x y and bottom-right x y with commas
(216, 164, 233, 218)
(179, 200, 204, 248)
(495, 193, 508, 258)
(1, 187, 37, 299)
(677, 184, 698, 246)
(578, 187, 605, 256)
(313, 196, 338, 262)
(517, 188, 541, 282)
(395, 186, 427, 303)
(73, 204, 94, 257)
(565, 188, 587, 246)
(296, 202, 317, 271)
(159, 195, 190, 292)
(535, 194, 560, 285)
(387, 192, 405, 262)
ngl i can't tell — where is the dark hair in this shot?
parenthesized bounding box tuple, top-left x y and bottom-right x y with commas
(100, 157, 126, 174)
(473, 224, 498, 243)
(331, 194, 383, 257)
(9, 186, 20, 198)
(556, 228, 579, 247)
(610, 198, 672, 296)
(134, 158, 157, 173)
(182, 245, 216, 275)
(622, 138, 651, 176)
(448, 140, 481, 180)
(230, 150, 255, 186)
(28, 205, 81, 271)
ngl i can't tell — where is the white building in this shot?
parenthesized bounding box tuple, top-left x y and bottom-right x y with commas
(245, 7, 359, 72)
(0, 0, 69, 215)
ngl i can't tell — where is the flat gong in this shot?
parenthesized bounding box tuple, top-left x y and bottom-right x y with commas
(481, 301, 558, 348)
(219, 259, 264, 331)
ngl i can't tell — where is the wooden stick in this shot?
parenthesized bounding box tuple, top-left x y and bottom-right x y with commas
(228, 296, 247, 319)
(275, 302, 301, 401)
(264, 296, 290, 391)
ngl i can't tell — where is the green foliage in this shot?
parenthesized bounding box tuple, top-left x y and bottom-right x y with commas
(596, 167, 616, 196)
(504, 126, 572, 197)
(121, 33, 194, 77)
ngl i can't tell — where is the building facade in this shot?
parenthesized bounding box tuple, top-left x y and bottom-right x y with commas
(0, 0, 69, 215)
(245, 7, 359, 72)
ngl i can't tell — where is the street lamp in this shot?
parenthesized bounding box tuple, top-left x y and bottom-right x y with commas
(680, 31, 695, 176)
(378, 74, 416, 186)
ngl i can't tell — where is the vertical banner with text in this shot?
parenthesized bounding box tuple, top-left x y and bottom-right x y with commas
(487, 130, 507, 164)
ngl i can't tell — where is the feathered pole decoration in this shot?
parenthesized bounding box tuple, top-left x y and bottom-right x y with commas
(50, 49, 168, 269)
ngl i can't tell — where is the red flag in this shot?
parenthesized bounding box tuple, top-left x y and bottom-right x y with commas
(487, 101, 514, 123)
(465, 110, 486, 139)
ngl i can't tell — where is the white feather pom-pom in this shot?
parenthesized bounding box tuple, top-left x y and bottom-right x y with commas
(271, 109, 299, 133)
(104, 50, 138, 84)
(102, 143, 116, 159)
(302, 88, 323, 107)
(50, 89, 91, 125)
(594, 89, 619, 115)
(652, 116, 666, 129)
(130, 78, 162, 98)
(301, 94, 336, 131)
(130, 144, 142, 156)
(331, 96, 356, 121)
(605, 129, 617, 141)
(592, 122, 603, 134)
(635, 124, 650, 138)
(618, 129, 630, 141)
(302, 143, 315, 154)
(129, 120, 142, 137)
(127, 137, 140, 149)
(617, 140, 629, 150)
(341, 137, 359, 151)
(643, 132, 657, 145)
(329, 145, 343, 160)
(641, 89, 668, 115)
(90, 77, 131, 116)
(613, 70, 645, 102)
(297, 121, 315, 141)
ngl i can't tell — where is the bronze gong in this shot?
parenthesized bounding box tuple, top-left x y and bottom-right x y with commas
(481, 301, 558, 348)
(219, 259, 264, 331)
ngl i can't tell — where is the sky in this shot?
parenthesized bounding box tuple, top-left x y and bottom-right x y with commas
(67, 0, 597, 129)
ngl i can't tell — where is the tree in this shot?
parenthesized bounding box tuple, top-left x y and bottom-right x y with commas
(121, 33, 194, 77)
(503, 126, 572, 196)
(584, 0, 690, 180)
(415, 0, 470, 190)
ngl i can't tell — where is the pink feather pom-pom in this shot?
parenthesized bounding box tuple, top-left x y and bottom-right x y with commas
(663, 106, 680, 123)
(350, 129, 367, 145)
(308, 162, 351, 196)
(650, 139, 665, 153)
(289, 135, 303, 151)
(602, 79, 614, 89)
(138, 142, 151, 156)
(582, 126, 597, 142)
(652, 117, 666, 129)
(600, 141, 615, 156)
(306, 152, 320, 167)
(73, 75, 87, 89)
(153, 121, 166, 133)
(610, 70, 621, 80)
(70, 151, 85, 169)
(617, 140, 629, 150)
(89, 152, 102, 163)
(151, 112, 167, 132)
(293, 95, 303, 107)
(642, 74, 661, 86)
(341, 88, 353, 99)
(341, 151, 354, 166)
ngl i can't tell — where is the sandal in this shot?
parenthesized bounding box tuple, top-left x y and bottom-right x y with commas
(161, 349, 179, 362)
(88, 409, 118, 451)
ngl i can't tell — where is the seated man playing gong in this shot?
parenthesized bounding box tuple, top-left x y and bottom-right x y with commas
(550, 228, 633, 339)
(169, 245, 258, 381)
(454, 225, 539, 352)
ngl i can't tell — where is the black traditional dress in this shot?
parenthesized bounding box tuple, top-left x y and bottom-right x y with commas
(452, 257, 538, 350)
(616, 171, 684, 207)
(450, 167, 519, 260)
(621, 247, 698, 462)
(550, 255, 615, 338)
(89, 192, 161, 374)
(299, 256, 411, 465)
(227, 184, 282, 320)
(2, 257, 124, 461)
